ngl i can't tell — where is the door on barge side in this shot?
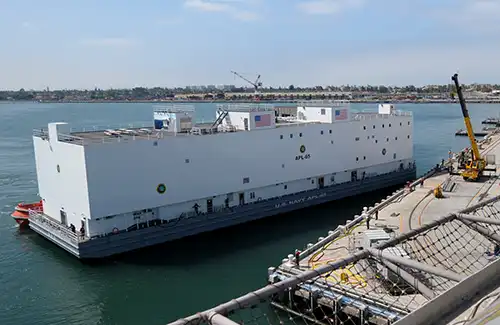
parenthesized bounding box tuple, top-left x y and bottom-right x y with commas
(239, 193, 245, 205)
(318, 177, 324, 189)
(206, 199, 213, 214)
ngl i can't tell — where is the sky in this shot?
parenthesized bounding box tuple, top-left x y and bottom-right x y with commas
(1, 0, 500, 90)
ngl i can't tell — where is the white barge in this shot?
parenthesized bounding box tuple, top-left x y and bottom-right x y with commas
(21, 100, 416, 259)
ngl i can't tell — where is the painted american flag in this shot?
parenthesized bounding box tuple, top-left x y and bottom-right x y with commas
(255, 114, 271, 127)
(335, 109, 348, 121)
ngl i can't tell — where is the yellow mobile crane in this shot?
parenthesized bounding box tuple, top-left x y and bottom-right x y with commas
(451, 73, 486, 181)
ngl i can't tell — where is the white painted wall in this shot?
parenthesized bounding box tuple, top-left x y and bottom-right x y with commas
(86, 158, 411, 236)
(33, 113, 413, 236)
(33, 123, 90, 229)
(297, 106, 334, 123)
(81, 114, 412, 219)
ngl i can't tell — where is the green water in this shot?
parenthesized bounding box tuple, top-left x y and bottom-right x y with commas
(0, 102, 497, 325)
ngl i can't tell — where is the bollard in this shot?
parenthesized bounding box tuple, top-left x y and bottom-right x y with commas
(287, 254, 294, 265)
(282, 258, 288, 265)
(307, 243, 313, 248)
(328, 231, 334, 236)
(268, 267, 276, 276)
(318, 237, 325, 242)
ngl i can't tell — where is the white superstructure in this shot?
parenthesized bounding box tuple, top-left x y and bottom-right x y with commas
(30, 101, 414, 258)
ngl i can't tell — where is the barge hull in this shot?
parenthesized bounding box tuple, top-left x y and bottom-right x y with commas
(29, 167, 415, 259)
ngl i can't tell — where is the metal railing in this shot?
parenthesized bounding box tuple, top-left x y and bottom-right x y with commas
(153, 103, 196, 113)
(28, 210, 86, 244)
(167, 194, 500, 325)
(352, 111, 413, 121)
(297, 100, 350, 107)
(297, 161, 422, 261)
(216, 103, 275, 112)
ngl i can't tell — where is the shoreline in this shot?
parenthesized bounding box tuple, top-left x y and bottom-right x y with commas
(2, 99, 500, 104)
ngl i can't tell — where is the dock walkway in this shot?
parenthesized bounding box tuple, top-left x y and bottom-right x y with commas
(168, 132, 500, 325)
(268, 132, 500, 324)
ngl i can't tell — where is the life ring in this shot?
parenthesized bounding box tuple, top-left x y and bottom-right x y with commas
(112, 227, 119, 234)
(157, 183, 166, 194)
(300, 145, 306, 153)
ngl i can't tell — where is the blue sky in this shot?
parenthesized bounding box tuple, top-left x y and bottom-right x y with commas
(1, 0, 499, 90)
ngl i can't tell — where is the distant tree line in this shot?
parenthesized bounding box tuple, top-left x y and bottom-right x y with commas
(2, 83, 500, 101)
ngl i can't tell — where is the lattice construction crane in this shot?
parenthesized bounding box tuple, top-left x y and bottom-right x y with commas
(231, 70, 263, 95)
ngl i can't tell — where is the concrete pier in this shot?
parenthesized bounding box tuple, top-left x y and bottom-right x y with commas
(167, 131, 500, 325)
(268, 131, 500, 325)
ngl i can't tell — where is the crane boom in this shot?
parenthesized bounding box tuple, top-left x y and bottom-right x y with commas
(451, 73, 481, 160)
(451, 73, 486, 181)
(231, 70, 262, 94)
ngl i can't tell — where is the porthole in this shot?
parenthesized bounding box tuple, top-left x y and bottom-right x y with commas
(382, 148, 387, 155)
(157, 183, 166, 194)
(56, 165, 60, 173)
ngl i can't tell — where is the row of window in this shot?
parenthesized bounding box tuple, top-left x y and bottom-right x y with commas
(363, 121, 410, 130)
(279, 129, 335, 139)
(279, 121, 411, 140)
(356, 135, 410, 142)
(356, 152, 398, 162)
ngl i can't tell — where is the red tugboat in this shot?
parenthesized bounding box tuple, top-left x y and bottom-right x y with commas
(11, 200, 43, 228)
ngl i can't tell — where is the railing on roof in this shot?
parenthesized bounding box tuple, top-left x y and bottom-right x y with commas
(153, 103, 196, 113)
(33, 128, 49, 139)
(352, 110, 413, 121)
(297, 99, 350, 107)
(216, 103, 275, 112)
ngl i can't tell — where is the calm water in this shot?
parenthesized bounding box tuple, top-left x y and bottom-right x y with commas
(0, 102, 498, 325)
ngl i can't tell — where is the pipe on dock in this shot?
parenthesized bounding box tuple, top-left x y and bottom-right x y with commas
(375, 194, 500, 252)
(379, 259, 436, 300)
(206, 312, 240, 325)
(456, 215, 500, 245)
(298, 167, 438, 261)
(457, 213, 500, 226)
(168, 250, 370, 325)
(367, 248, 465, 282)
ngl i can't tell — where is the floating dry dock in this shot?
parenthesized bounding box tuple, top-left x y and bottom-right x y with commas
(168, 132, 500, 325)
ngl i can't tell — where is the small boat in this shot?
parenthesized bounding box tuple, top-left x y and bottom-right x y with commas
(11, 200, 43, 227)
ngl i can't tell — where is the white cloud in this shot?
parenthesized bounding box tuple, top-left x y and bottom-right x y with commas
(78, 38, 137, 48)
(184, 0, 260, 21)
(297, 0, 365, 15)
